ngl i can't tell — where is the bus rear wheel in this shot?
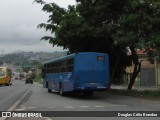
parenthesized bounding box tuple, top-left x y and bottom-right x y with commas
(59, 84, 65, 96)
(83, 91, 93, 96)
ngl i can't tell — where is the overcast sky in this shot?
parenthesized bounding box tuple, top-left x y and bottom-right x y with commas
(0, 0, 76, 54)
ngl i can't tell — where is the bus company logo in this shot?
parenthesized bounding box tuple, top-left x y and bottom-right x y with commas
(1, 112, 42, 118)
(2, 112, 11, 117)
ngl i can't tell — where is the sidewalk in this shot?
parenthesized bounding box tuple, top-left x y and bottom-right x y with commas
(111, 84, 160, 91)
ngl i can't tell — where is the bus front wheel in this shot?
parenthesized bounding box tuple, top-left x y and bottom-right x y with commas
(48, 88, 52, 93)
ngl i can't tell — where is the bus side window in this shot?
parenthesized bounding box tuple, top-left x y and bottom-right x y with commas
(69, 66, 73, 72)
(42, 68, 45, 78)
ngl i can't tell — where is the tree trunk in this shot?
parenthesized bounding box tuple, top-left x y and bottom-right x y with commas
(110, 51, 122, 83)
(127, 47, 141, 90)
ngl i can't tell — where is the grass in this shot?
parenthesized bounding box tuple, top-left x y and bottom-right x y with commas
(109, 89, 160, 99)
(34, 74, 43, 84)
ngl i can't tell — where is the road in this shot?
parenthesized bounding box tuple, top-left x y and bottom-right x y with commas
(0, 80, 32, 111)
(0, 80, 160, 120)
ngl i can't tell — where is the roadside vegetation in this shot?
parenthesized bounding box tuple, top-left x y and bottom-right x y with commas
(110, 89, 160, 99)
(34, 74, 43, 84)
(34, 0, 160, 90)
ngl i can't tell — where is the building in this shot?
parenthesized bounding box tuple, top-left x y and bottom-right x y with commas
(125, 49, 160, 86)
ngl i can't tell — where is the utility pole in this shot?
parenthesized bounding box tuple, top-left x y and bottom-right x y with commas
(154, 56, 158, 86)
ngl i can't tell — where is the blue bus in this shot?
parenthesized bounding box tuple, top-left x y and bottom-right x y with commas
(42, 52, 110, 96)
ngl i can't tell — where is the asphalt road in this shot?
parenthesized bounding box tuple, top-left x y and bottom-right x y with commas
(0, 81, 160, 120)
(0, 80, 32, 111)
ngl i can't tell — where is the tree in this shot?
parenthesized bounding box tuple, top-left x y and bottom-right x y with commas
(35, 0, 160, 90)
(34, 0, 130, 84)
(112, 0, 160, 90)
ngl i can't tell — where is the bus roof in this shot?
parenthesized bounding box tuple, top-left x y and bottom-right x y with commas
(42, 53, 75, 65)
(42, 52, 108, 65)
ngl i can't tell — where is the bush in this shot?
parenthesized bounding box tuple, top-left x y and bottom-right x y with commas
(34, 74, 43, 84)
(110, 89, 160, 98)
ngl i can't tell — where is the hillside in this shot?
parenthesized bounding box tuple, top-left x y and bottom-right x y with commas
(0, 51, 67, 65)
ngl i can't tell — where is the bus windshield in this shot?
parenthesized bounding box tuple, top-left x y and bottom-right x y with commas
(0, 68, 6, 77)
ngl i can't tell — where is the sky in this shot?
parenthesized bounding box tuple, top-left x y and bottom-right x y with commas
(0, 0, 76, 54)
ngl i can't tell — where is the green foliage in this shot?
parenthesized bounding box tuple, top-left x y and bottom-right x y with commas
(35, 74, 42, 84)
(110, 89, 160, 98)
(35, 0, 160, 86)
(113, 0, 160, 50)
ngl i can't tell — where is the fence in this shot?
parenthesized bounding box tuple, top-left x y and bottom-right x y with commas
(140, 68, 156, 86)
(124, 68, 160, 86)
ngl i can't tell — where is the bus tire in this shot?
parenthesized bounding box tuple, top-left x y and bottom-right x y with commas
(48, 88, 52, 93)
(87, 91, 93, 96)
(46, 82, 48, 88)
(84, 91, 93, 96)
(59, 84, 65, 96)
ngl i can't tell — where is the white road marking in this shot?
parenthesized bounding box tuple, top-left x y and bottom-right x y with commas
(8, 86, 33, 111)
(14, 108, 25, 111)
(48, 107, 56, 109)
(64, 106, 74, 109)
(15, 106, 37, 111)
(95, 106, 105, 108)
(105, 104, 127, 107)
(1, 85, 32, 120)
(27, 107, 37, 109)
(79, 106, 89, 108)
(48, 104, 127, 109)
(44, 117, 53, 120)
